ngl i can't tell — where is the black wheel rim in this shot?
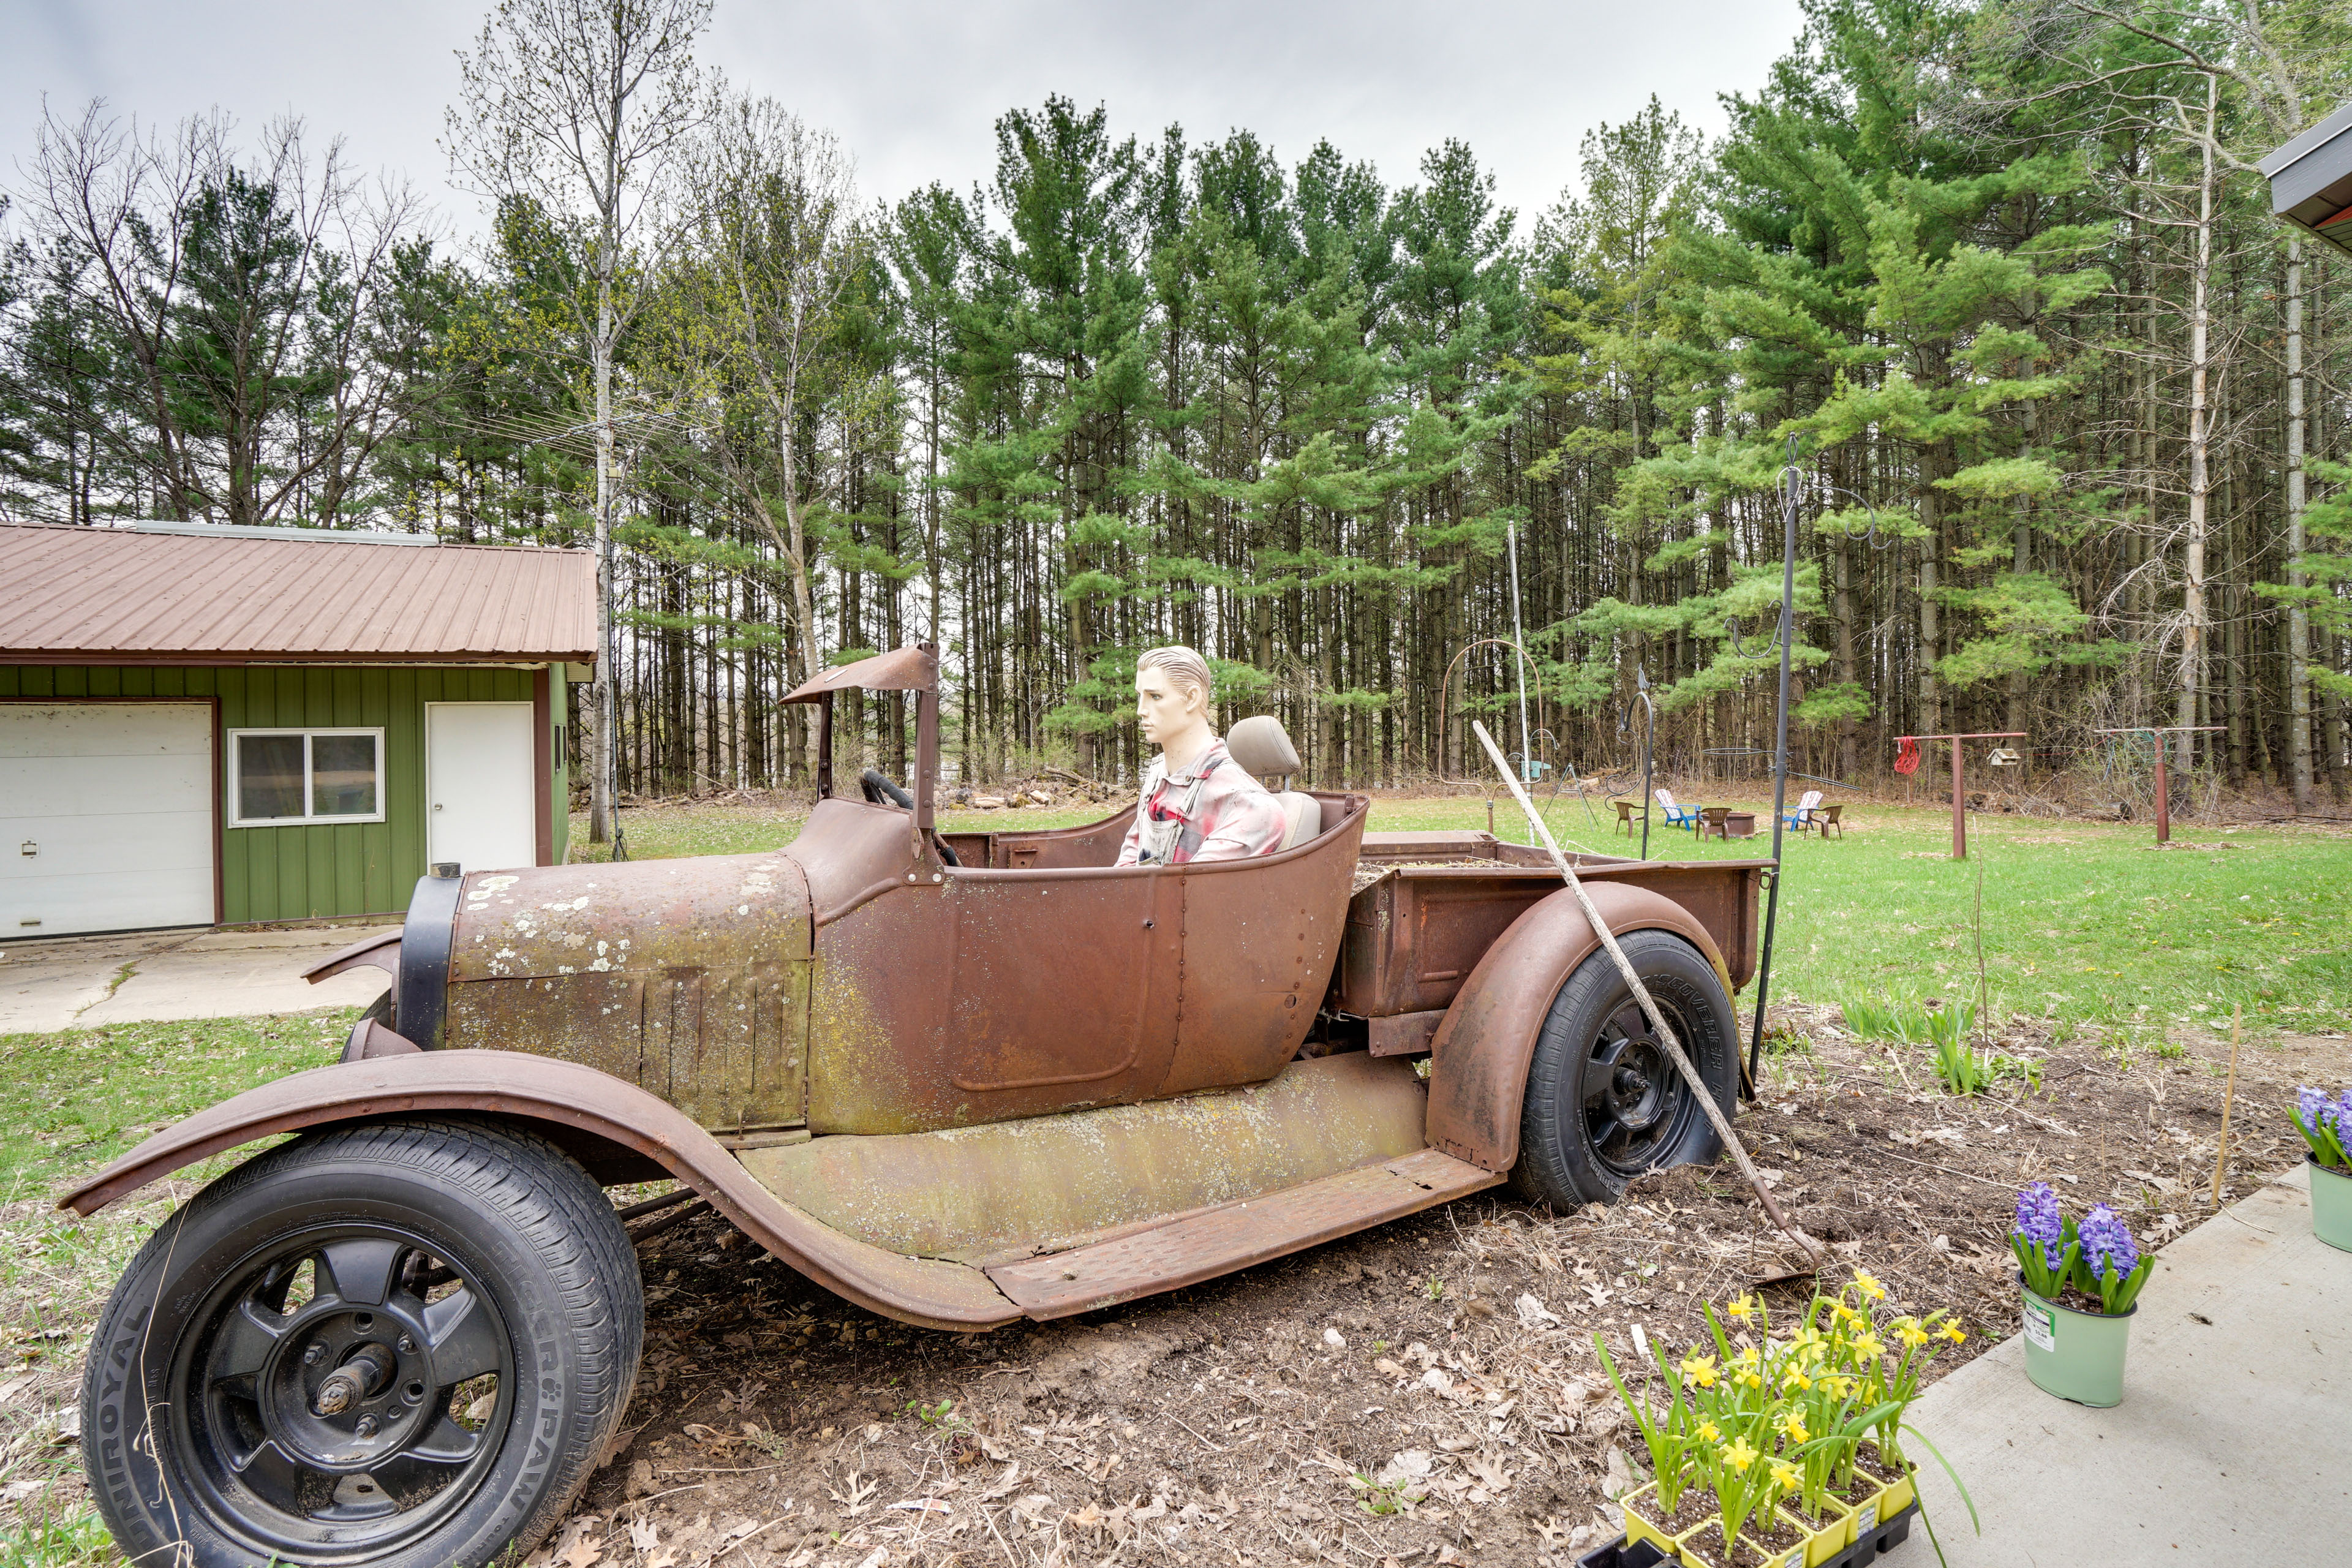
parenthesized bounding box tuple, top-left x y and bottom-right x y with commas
(1577, 997, 1698, 1178)
(169, 1225, 514, 1562)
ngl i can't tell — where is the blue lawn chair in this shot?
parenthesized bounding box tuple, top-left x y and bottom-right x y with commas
(1655, 788, 1700, 832)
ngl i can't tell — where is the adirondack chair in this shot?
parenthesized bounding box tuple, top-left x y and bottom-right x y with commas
(1656, 788, 1701, 832)
(1783, 789, 1824, 832)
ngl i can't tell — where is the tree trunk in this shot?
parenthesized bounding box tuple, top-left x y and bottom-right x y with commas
(2175, 75, 2216, 775)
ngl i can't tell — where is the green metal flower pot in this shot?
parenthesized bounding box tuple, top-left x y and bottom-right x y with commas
(2020, 1283, 2134, 1407)
(2310, 1156, 2352, 1253)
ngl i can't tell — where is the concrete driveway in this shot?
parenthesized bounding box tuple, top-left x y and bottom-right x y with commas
(0, 925, 396, 1035)
(1908, 1163, 2345, 1562)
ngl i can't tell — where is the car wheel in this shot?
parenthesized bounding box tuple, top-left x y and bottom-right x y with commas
(1512, 930, 1738, 1210)
(81, 1118, 643, 1568)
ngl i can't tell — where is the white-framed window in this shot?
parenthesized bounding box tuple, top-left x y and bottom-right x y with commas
(227, 728, 386, 827)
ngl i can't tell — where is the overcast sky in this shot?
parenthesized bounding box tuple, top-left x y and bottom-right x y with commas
(3, 0, 1808, 239)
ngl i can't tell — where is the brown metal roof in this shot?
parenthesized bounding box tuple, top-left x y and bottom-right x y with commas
(0, 523, 598, 665)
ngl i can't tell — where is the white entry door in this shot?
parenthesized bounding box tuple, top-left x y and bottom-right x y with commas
(426, 703, 537, 874)
(0, 703, 214, 937)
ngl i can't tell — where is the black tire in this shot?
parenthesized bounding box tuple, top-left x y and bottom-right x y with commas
(1512, 931, 1738, 1210)
(81, 1118, 643, 1568)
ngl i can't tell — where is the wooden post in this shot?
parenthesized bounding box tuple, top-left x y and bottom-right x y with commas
(2154, 736, 2171, 845)
(1951, 736, 1967, 861)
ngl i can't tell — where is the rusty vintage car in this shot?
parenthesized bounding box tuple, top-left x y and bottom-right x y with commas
(65, 645, 1763, 1568)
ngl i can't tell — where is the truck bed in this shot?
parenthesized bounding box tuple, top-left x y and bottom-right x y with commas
(1332, 831, 1766, 1026)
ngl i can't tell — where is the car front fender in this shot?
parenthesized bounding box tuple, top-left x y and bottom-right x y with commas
(57, 1050, 1022, 1332)
(1424, 883, 1732, 1175)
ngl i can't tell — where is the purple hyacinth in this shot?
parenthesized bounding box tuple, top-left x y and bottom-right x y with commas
(2300, 1086, 2331, 1131)
(2013, 1182, 2064, 1270)
(2076, 1204, 2139, 1284)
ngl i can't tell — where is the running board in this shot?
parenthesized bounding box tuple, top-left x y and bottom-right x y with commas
(984, 1148, 1504, 1319)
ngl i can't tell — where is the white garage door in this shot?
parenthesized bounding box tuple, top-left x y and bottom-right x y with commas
(0, 703, 215, 938)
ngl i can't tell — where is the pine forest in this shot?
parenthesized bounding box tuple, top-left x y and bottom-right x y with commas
(6, 0, 2352, 834)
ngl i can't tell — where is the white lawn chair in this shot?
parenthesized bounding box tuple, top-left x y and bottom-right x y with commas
(1656, 788, 1700, 832)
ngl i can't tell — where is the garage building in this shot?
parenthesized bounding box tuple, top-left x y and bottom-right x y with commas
(1, 522, 597, 938)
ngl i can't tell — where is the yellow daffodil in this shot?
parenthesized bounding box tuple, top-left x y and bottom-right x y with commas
(1733, 1346, 1760, 1370)
(1727, 1295, 1757, 1322)
(1852, 1270, 1888, 1302)
(1697, 1420, 1722, 1443)
(1779, 1366, 1812, 1392)
(1941, 1321, 1967, 1344)
(1724, 1437, 1758, 1472)
(1780, 1413, 1809, 1442)
(1680, 1353, 1719, 1388)
(1851, 1332, 1883, 1363)
(1830, 1302, 1856, 1324)
(1771, 1461, 1801, 1493)
(1894, 1320, 1930, 1350)
(1740, 1371, 1765, 1390)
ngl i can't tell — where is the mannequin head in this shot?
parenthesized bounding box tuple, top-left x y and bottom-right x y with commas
(1135, 646, 1215, 771)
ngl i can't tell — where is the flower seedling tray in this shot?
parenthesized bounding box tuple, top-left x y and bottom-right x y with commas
(1575, 1502, 1918, 1568)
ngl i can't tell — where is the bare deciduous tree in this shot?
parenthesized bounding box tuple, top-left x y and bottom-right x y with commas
(447, 0, 714, 843)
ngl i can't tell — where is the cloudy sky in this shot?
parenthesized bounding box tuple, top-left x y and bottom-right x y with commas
(3, 0, 1807, 236)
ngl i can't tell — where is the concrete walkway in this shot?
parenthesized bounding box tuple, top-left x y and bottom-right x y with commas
(0, 925, 395, 1034)
(1909, 1163, 2346, 1564)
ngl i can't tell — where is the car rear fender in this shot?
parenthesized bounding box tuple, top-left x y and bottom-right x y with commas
(1424, 883, 1731, 1174)
(56, 1050, 1021, 1332)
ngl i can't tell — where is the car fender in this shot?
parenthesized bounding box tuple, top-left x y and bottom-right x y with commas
(1424, 883, 1731, 1174)
(57, 1050, 1022, 1333)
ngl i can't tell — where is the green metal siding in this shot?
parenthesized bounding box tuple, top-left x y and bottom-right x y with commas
(0, 664, 552, 924)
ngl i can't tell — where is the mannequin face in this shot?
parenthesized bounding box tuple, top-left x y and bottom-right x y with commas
(1136, 665, 1212, 764)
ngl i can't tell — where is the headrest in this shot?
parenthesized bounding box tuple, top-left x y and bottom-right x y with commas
(1227, 714, 1301, 780)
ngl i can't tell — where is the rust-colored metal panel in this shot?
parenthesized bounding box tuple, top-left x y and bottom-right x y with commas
(778, 644, 937, 702)
(440, 851, 812, 1131)
(1422, 883, 1729, 1174)
(985, 1147, 1502, 1320)
(743, 1052, 1426, 1263)
(1333, 858, 1765, 1018)
(53, 1051, 1022, 1331)
(1368, 1009, 1446, 1057)
(1161, 794, 1367, 1095)
(800, 791, 1369, 1135)
(0, 522, 595, 665)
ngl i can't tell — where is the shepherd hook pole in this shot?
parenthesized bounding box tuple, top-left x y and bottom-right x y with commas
(1472, 720, 1823, 1268)
(1746, 438, 1801, 1090)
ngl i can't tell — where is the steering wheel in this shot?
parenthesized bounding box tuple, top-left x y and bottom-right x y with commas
(859, 769, 959, 866)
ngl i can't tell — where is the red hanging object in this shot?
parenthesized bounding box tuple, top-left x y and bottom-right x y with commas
(1893, 736, 1921, 776)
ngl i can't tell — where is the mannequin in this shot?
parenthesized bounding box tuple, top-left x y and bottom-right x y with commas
(1115, 646, 1288, 865)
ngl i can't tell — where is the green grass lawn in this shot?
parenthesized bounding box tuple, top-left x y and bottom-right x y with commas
(574, 791, 2352, 1049)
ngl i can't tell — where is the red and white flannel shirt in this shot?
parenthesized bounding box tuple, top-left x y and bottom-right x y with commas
(1114, 739, 1289, 865)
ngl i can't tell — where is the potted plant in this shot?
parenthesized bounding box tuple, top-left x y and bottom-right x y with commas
(2010, 1183, 2152, 1407)
(1595, 1333, 1709, 1558)
(2294, 1087, 2352, 1252)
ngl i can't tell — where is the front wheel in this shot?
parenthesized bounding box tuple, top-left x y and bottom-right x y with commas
(1512, 931, 1738, 1210)
(82, 1118, 643, 1568)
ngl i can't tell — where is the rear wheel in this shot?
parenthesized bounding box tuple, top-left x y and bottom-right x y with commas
(81, 1119, 642, 1567)
(1512, 931, 1737, 1209)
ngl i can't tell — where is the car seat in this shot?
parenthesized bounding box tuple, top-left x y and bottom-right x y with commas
(1226, 715, 1320, 851)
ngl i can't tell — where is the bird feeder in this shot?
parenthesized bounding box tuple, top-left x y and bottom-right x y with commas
(1988, 747, 2021, 768)
(2261, 102, 2352, 262)
(1894, 731, 2027, 860)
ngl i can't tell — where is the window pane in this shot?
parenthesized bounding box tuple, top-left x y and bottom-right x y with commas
(238, 734, 305, 821)
(311, 734, 379, 818)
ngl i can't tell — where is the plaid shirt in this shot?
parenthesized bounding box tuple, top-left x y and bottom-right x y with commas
(1115, 739, 1289, 865)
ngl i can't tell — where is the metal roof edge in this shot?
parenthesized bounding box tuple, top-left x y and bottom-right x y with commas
(2259, 100, 2352, 179)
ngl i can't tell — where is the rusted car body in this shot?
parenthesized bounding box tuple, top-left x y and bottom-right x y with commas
(70, 644, 1765, 1326)
(68, 645, 1763, 1567)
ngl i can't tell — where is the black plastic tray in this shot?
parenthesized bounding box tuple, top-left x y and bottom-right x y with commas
(1574, 1501, 1918, 1568)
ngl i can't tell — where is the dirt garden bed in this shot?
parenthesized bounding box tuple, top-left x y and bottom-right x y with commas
(0, 1007, 2339, 1566)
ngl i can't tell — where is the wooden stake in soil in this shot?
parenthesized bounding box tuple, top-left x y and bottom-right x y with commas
(2210, 1003, 2242, 1208)
(1470, 721, 1825, 1270)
